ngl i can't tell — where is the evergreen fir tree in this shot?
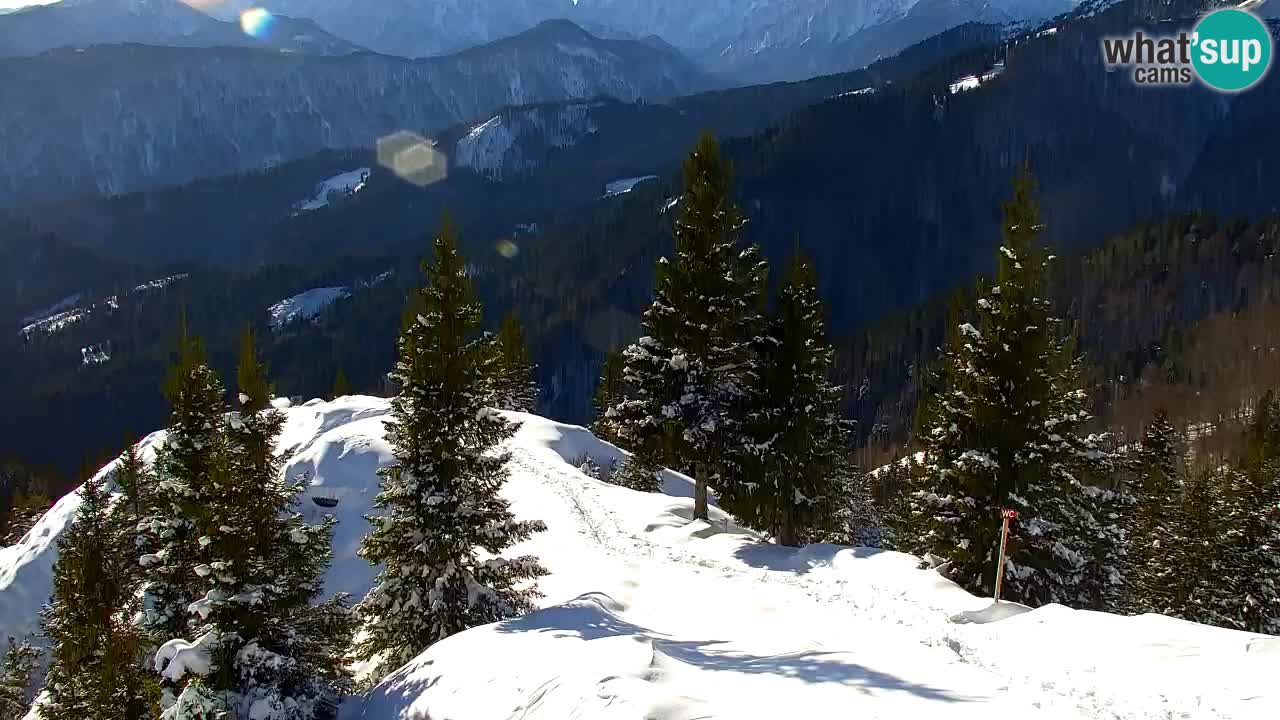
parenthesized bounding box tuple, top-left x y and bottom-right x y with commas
(591, 350, 626, 445)
(609, 133, 767, 521)
(1219, 393, 1280, 634)
(890, 167, 1117, 606)
(40, 474, 157, 720)
(1126, 410, 1185, 615)
(137, 326, 227, 667)
(332, 366, 353, 399)
(740, 254, 850, 546)
(489, 314, 539, 413)
(161, 328, 352, 720)
(612, 452, 664, 493)
(0, 637, 40, 719)
(355, 217, 548, 679)
(1177, 465, 1232, 626)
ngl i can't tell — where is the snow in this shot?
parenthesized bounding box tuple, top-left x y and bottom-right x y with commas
(267, 286, 351, 330)
(830, 87, 875, 99)
(155, 629, 219, 681)
(296, 168, 369, 211)
(20, 307, 88, 337)
(3, 397, 1277, 720)
(949, 63, 1007, 94)
(19, 293, 81, 326)
(603, 175, 659, 197)
(132, 273, 188, 293)
(80, 343, 109, 365)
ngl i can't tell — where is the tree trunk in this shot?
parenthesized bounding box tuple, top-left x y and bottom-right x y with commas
(694, 462, 709, 521)
(777, 508, 798, 547)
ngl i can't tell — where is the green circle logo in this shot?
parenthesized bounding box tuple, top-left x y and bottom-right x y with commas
(1191, 9, 1272, 92)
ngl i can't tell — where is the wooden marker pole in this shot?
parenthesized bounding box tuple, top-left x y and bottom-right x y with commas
(994, 508, 1017, 602)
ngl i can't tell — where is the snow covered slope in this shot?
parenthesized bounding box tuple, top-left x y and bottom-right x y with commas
(2, 397, 1276, 719)
(267, 287, 352, 330)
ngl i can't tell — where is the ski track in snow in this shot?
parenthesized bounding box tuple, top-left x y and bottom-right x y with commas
(500, 444, 1246, 720)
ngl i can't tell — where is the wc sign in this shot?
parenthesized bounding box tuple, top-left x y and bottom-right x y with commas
(1101, 8, 1273, 91)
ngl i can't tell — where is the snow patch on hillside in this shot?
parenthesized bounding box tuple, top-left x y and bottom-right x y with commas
(268, 287, 351, 330)
(19, 294, 81, 327)
(604, 175, 658, 197)
(133, 273, 188, 293)
(950, 63, 1007, 94)
(454, 104, 599, 179)
(296, 168, 369, 211)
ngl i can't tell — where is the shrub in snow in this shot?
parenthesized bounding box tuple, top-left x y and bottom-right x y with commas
(354, 217, 548, 679)
(0, 637, 40, 719)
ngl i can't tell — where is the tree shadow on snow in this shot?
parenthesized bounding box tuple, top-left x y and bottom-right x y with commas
(493, 593, 971, 704)
(656, 641, 972, 702)
(730, 542, 886, 575)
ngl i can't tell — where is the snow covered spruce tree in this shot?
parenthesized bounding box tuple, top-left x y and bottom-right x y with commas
(137, 327, 226, 662)
(39, 474, 158, 719)
(1125, 410, 1185, 615)
(891, 167, 1119, 606)
(609, 133, 767, 520)
(740, 253, 852, 545)
(489, 313, 539, 413)
(591, 350, 626, 445)
(160, 328, 351, 720)
(1219, 393, 1280, 634)
(355, 217, 548, 679)
(0, 638, 40, 719)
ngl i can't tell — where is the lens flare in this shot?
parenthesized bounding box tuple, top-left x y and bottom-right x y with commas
(495, 239, 520, 259)
(377, 131, 448, 187)
(240, 7, 275, 39)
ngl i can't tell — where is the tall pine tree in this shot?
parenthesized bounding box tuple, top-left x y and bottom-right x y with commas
(1125, 410, 1185, 615)
(891, 167, 1117, 606)
(162, 328, 351, 720)
(591, 350, 626, 445)
(137, 325, 226, 671)
(39, 474, 157, 720)
(740, 254, 851, 546)
(355, 217, 548, 679)
(489, 314, 539, 413)
(1220, 393, 1280, 634)
(609, 133, 766, 520)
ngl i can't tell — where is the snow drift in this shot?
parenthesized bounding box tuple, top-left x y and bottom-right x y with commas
(2, 397, 1275, 719)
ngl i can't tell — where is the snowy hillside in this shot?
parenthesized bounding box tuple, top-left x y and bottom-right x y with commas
(267, 287, 352, 330)
(2, 397, 1276, 719)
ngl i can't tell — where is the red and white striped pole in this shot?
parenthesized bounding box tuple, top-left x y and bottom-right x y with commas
(994, 508, 1017, 602)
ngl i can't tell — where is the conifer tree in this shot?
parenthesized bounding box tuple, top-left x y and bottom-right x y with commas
(591, 350, 626, 445)
(1126, 410, 1185, 615)
(0, 637, 40, 719)
(332, 366, 353, 399)
(161, 328, 351, 720)
(890, 167, 1117, 606)
(741, 254, 850, 546)
(1177, 465, 1231, 626)
(40, 474, 157, 720)
(489, 314, 539, 413)
(609, 133, 767, 520)
(1219, 393, 1280, 634)
(137, 326, 226, 662)
(355, 217, 548, 679)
